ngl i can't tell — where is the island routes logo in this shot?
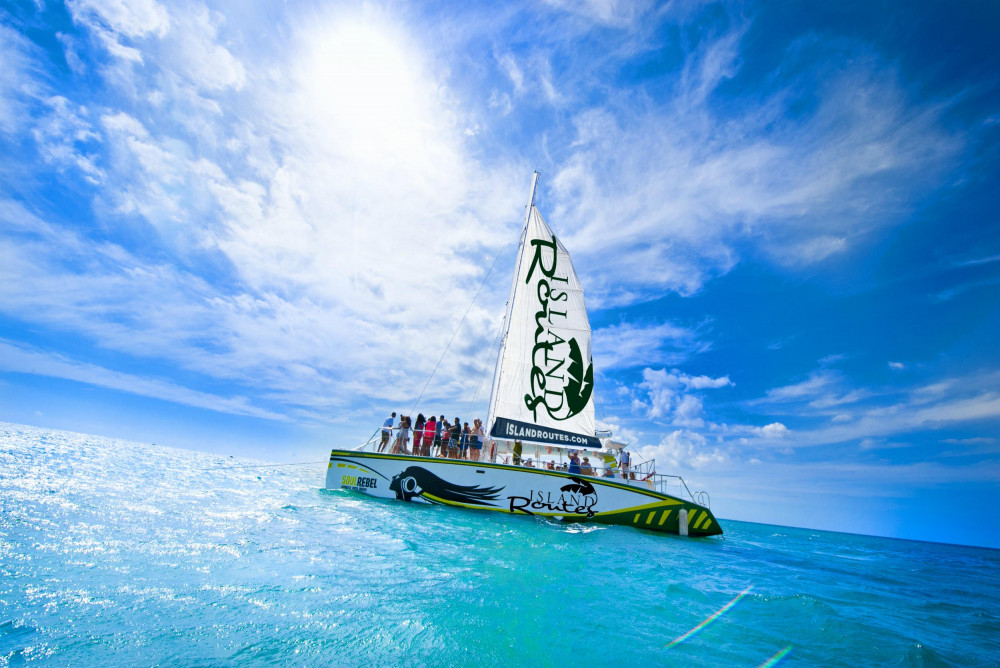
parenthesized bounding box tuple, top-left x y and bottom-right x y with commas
(508, 477, 599, 517)
(523, 234, 594, 421)
(389, 467, 504, 506)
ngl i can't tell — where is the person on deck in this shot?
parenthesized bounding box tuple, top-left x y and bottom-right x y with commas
(449, 418, 462, 459)
(580, 457, 593, 476)
(461, 422, 471, 460)
(423, 415, 436, 457)
(470, 419, 485, 462)
(568, 450, 581, 475)
(438, 419, 450, 457)
(434, 415, 445, 457)
(379, 412, 395, 452)
(619, 448, 631, 480)
(412, 414, 425, 456)
(391, 416, 411, 454)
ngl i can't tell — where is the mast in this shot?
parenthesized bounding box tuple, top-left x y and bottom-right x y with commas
(485, 172, 538, 435)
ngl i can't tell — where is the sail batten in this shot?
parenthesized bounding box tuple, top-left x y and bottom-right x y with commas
(487, 193, 598, 449)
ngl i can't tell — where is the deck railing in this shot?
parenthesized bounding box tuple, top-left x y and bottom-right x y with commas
(346, 427, 710, 508)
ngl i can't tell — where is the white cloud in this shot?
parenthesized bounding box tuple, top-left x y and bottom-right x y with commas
(638, 367, 733, 421)
(32, 96, 103, 182)
(0, 23, 42, 135)
(0, 339, 283, 421)
(754, 422, 789, 438)
(0, 1, 980, 448)
(767, 389, 1000, 449)
(779, 235, 847, 265)
(685, 374, 735, 390)
(495, 51, 524, 92)
(67, 0, 170, 39)
(169, 6, 245, 92)
(592, 321, 704, 371)
(57, 32, 86, 74)
(543, 0, 655, 28)
(637, 429, 729, 471)
(672, 394, 704, 427)
(543, 30, 958, 305)
(762, 370, 838, 402)
(0, 7, 529, 422)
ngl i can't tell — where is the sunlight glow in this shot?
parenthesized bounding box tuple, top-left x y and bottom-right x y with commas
(295, 17, 439, 164)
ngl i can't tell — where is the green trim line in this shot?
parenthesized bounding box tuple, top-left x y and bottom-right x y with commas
(328, 449, 706, 506)
(327, 449, 723, 537)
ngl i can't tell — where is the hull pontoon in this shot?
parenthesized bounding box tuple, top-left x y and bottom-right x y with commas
(326, 449, 721, 537)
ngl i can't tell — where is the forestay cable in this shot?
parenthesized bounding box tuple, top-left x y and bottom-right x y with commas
(409, 240, 510, 414)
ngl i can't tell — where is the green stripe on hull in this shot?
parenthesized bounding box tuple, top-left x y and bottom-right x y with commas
(327, 449, 722, 537)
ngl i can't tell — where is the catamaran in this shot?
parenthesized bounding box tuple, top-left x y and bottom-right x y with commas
(325, 173, 722, 537)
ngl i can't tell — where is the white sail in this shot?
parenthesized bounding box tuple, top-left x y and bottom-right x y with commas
(487, 183, 599, 449)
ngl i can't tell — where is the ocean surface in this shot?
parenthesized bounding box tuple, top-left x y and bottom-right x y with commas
(2, 423, 998, 667)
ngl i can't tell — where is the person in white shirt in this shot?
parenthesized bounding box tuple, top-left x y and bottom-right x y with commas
(379, 412, 395, 452)
(619, 448, 631, 479)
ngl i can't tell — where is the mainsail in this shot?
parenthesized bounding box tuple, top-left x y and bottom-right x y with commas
(487, 174, 600, 449)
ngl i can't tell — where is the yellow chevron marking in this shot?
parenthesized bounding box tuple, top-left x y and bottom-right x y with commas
(633, 513, 640, 523)
(614, 498, 683, 516)
(659, 509, 672, 526)
(646, 511, 655, 525)
(688, 510, 701, 528)
(699, 516, 712, 530)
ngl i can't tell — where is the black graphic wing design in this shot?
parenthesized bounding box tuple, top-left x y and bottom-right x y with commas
(402, 467, 504, 506)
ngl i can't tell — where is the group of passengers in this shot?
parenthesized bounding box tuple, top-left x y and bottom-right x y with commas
(379, 412, 486, 461)
(514, 447, 634, 479)
(521, 456, 600, 476)
(519, 448, 634, 479)
(377, 412, 636, 478)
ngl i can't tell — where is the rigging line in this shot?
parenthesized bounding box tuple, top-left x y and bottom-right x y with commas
(465, 313, 505, 418)
(409, 239, 510, 415)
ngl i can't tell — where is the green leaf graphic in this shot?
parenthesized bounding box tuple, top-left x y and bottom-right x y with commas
(564, 338, 594, 417)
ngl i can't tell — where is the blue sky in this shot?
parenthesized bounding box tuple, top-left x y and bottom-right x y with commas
(1, 0, 998, 547)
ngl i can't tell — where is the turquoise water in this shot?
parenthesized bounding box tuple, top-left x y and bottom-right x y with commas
(2, 423, 998, 666)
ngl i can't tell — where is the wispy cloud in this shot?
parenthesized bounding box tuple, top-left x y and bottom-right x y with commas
(0, 1, 993, 482)
(542, 29, 960, 305)
(750, 369, 1000, 448)
(1, 4, 529, 419)
(593, 321, 706, 371)
(0, 339, 284, 420)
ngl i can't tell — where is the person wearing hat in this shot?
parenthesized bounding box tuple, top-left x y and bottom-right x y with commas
(568, 450, 581, 475)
